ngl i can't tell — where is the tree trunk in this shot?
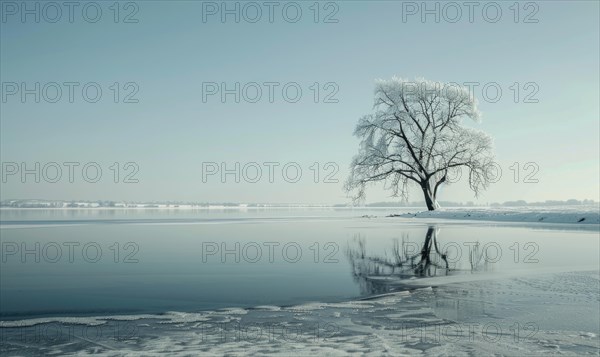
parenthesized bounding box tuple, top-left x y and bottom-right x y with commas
(421, 181, 438, 211)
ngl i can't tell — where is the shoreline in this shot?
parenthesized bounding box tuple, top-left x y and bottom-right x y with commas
(389, 207, 600, 225)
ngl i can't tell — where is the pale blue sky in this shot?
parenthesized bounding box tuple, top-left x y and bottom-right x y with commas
(1, 1, 598, 204)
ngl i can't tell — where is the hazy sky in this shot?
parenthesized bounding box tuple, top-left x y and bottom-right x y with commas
(1, 1, 598, 204)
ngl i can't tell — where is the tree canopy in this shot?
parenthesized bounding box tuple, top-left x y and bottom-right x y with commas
(345, 77, 495, 210)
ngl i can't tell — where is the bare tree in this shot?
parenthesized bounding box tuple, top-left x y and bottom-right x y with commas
(345, 77, 495, 210)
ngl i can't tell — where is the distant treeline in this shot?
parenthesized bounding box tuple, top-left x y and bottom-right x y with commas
(1, 199, 597, 208)
(338, 199, 598, 207)
(489, 199, 598, 207)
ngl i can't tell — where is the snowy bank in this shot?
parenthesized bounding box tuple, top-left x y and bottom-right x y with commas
(393, 206, 600, 225)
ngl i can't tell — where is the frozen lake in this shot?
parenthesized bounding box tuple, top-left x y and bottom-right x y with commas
(1, 209, 599, 355)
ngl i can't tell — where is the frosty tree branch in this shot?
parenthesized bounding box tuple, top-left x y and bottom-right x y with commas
(345, 77, 495, 211)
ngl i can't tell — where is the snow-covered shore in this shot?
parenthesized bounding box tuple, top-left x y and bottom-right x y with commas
(393, 206, 600, 225)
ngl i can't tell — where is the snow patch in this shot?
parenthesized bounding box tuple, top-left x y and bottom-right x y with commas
(394, 206, 600, 225)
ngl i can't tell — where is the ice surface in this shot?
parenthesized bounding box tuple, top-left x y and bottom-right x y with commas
(1, 210, 598, 355)
(1, 271, 598, 356)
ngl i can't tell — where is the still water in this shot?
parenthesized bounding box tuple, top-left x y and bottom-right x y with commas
(1, 209, 598, 319)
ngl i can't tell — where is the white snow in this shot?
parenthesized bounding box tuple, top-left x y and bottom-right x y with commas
(395, 206, 600, 225)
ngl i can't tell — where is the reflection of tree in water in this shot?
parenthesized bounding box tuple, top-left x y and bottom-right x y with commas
(346, 226, 488, 295)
